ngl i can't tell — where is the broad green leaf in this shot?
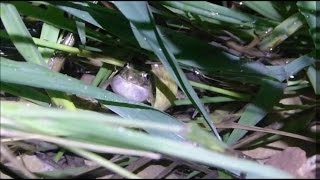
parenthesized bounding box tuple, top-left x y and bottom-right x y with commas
(0, 3, 46, 66)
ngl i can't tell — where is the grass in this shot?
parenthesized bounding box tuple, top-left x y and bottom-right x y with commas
(0, 1, 318, 179)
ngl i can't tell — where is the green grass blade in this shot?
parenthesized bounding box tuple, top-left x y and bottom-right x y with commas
(13, 2, 289, 85)
(43, 1, 286, 85)
(297, 1, 319, 50)
(156, 27, 287, 83)
(306, 66, 319, 95)
(9, 1, 111, 44)
(283, 52, 316, 80)
(226, 79, 285, 145)
(0, 82, 51, 106)
(92, 64, 114, 87)
(173, 96, 236, 106)
(1, 103, 184, 133)
(75, 19, 86, 45)
(243, 1, 283, 21)
(1, 102, 293, 178)
(38, 6, 61, 63)
(190, 81, 251, 101)
(0, 57, 185, 141)
(47, 1, 139, 47)
(259, 12, 306, 51)
(38, 23, 60, 63)
(113, 1, 221, 140)
(0, 3, 46, 66)
(1, 2, 77, 111)
(161, 1, 278, 29)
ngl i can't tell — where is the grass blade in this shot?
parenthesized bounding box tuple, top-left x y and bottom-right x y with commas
(0, 3, 46, 66)
(161, 1, 278, 29)
(306, 65, 319, 95)
(38, 6, 61, 63)
(0, 57, 185, 141)
(243, 1, 283, 21)
(226, 79, 285, 145)
(0, 82, 51, 106)
(297, 1, 319, 50)
(113, 1, 221, 140)
(259, 12, 305, 51)
(1, 102, 293, 178)
(75, 19, 86, 45)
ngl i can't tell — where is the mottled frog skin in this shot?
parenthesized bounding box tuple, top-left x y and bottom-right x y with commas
(110, 64, 153, 103)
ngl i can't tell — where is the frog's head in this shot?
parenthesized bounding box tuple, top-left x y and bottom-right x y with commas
(120, 63, 151, 88)
(110, 63, 153, 103)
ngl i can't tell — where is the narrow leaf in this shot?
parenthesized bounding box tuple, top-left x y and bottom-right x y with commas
(226, 79, 285, 145)
(297, 1, 319, 50)
(259, 12, 305, 51)
(0, 3, 46, 66)
(243, 1, 283, 21)
(0, 57, 185, 141)
(113, 1, 221, 140)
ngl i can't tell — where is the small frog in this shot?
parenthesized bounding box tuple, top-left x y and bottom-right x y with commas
(104, 64, 154, 103)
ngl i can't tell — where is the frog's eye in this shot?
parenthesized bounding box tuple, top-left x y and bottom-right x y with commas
(141, 72, 149, 79)
(124, 63, 131, 70)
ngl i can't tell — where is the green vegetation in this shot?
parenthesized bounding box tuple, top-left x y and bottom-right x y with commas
(0, 1, 318, 179)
